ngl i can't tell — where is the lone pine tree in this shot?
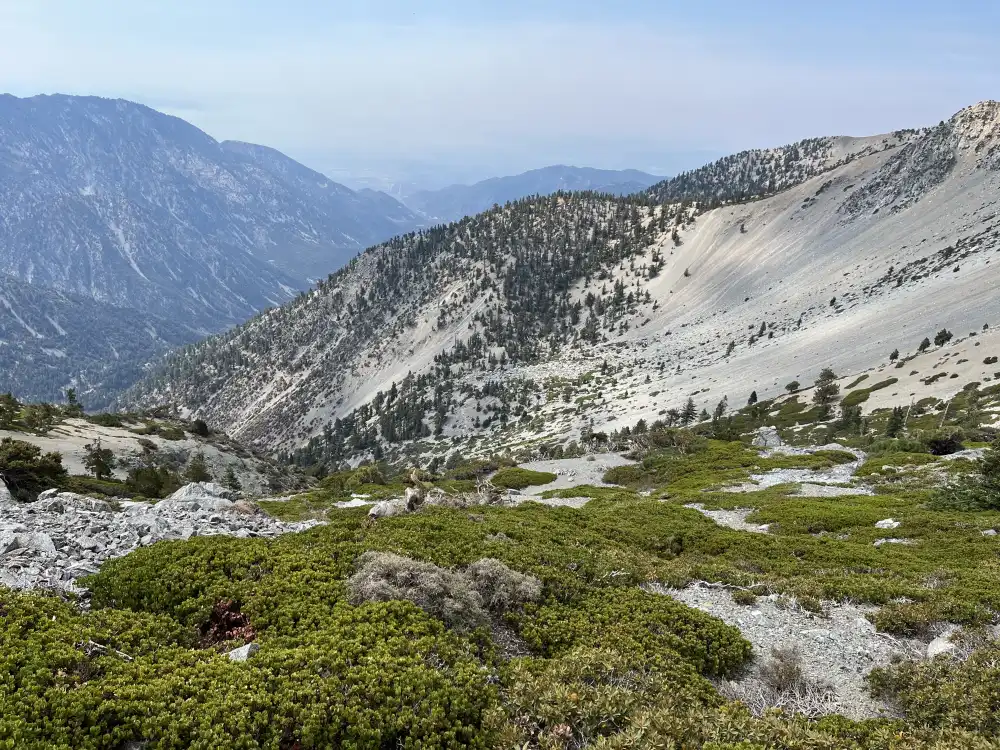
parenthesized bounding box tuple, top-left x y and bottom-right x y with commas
(812, 368, 840, 419)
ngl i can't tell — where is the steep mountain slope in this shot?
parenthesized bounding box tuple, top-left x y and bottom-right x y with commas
(404, 165, 661, 222)
(0, 274, 198, 403)
(0, 94, 419, 328)
(123, 102, 1000, 466)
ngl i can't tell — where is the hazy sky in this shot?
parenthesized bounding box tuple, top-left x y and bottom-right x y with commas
(1, 1, 997, 186)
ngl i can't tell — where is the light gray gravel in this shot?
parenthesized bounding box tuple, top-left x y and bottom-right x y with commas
(647, 583, 924, 720)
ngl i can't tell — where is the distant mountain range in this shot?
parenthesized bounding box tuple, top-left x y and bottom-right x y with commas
(401, 165, 662, 222)
(0, 94, 683, 404)
(0, 273, 198, 404)
(0, 93, 422, 331)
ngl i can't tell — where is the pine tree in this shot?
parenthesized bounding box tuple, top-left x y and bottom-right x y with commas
(934, 328, 953, 347)
(64, 388, 84, 417)
(812, 368, 840, 419)
(82, 438, 116, 480)
(885, 406, 906, 438)
(747, 390, 758, 406)
(712, 396, 728, 423)
(185, 452, 212, 483)
(785, 381, 800, 393)
(918, 337, 931, 352)
(680, 398, 697, 425)
(0, 393, 19, 429)
(223, 465, 242, 492)
(889, 349, 899, 362)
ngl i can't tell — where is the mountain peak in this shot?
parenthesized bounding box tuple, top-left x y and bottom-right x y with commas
(949, 100, 1000, 152)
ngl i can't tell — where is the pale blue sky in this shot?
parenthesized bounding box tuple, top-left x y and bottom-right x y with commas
(1, 1, 996, 186)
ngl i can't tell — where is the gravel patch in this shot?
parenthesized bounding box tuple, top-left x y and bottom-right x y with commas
(647, 583, 924, 720)
(517, 454, 636, 495)
(684, 504, 770, 533)
(724, 445, 872, 496)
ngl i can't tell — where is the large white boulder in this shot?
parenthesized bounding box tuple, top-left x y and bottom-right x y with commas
(154, 482, 235, 514)
(751, 426, 783, 449)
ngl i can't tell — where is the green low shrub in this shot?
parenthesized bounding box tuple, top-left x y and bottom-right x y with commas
(491, 467, 557, 490)
(519, 588, 752, 677)
(869, 643, 1000, 734)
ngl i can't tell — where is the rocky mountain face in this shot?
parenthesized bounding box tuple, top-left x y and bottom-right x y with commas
(0, 274, 198, 403)
(122, 102, 1000, 467)
(403, 165, 661, 222)
(0, 94, 420, 331)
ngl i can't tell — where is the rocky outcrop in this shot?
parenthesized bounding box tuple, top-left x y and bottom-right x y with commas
(0, 483, 320, 593)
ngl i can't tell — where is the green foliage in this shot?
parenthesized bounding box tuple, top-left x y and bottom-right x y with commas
(519, 588, 751, 677)
(59, 475, 132, 499)
(5, 428, 1000, 748)
(85, 412, 124, 428)
(812, 368, 840, 419)
(869, 642, 1000, 734)
(885, 405, 906, 438)
(0, 437, 67, 501)
(841, 377, 899, 409)
(491, 467, 557, 490)
(0, 392, 19, 429)
(125, 465, 183, 499)
(0, 588, 496, 749)
(82, 438, 116, 480)
(184, 452, 212, 483)
(933, 438, 1000, 511)
(934, 328, 954, 347)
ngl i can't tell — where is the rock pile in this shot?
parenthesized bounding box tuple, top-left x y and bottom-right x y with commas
(0, 481, 320, 593)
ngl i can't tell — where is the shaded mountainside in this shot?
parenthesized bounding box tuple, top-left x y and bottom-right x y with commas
(123, 102, 1000, 466)
(403, 165, 661, 222)
(0, 94, 420, 329)
(0, 274, 198, 404)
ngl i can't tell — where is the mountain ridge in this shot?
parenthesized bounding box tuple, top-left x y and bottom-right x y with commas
(403, 165, 662, 222)
(121, 102, 1000, 465)
(0, 93, 421, 328)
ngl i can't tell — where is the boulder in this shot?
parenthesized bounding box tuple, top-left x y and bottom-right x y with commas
(875, 518, 901, 529)
(751, 426, 783, 449)
(0, 479, 14, 505)
(227, 643, 260, 662)
(0, 532, 20, 554)
(368, 500, 407, 519)
(927, 627, 960, 659)
(14, 532, 57, 556)
(404, 486, 425, 511)
(34, 492, 113, 514)
(154, 483, 235, 514)
(232, 500, 263, 516)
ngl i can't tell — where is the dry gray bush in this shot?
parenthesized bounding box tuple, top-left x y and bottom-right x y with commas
(464, 557, 542, 614)
(347, 551, 489, 631)
(719, 645, 840, 719)
(718, 677, 841, 719)
(759, 645, 807, 694)
(347, 552, 542, 632)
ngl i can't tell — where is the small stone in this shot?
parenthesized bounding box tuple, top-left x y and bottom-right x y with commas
(982, 529, 997, 537)
(927, 633, 959, 659)
(227, 643, 260, 662)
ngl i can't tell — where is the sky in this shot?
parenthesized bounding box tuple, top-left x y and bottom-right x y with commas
(1, 1, 997, 189)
